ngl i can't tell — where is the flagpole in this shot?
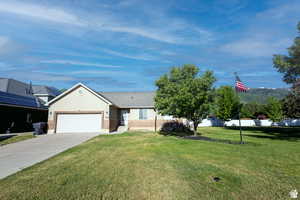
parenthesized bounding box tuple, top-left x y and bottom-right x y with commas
(238, 107, 243, 144)
(234, 72, 244, 144)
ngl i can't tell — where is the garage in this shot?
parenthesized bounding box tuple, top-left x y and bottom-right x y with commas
(56, 113, 102, 133)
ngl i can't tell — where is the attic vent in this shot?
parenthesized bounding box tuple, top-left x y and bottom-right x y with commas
(130, 96, 134, 99)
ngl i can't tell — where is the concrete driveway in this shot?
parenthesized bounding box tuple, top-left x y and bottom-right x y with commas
(0, 132, 99, 179)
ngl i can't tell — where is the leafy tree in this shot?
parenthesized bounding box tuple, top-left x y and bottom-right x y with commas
(273, 22, 300, 85)
(240, 103, 256, 119)
(214, 86, 240, 121)
(240, 102, 267, 119)
(282, 79, 300, 118)
(282, 91, 300, 118)
(154, 64, 216, 135)
(273, 22, 300, 118)
(265, 97, 283, 122)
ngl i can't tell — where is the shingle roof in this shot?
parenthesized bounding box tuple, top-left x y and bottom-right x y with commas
(0, 78, 9, 92)
(32, 85, 61, 96)
(0, 78, 58, 109)
(0, 78, 32, 97)
(99, 92, 155, 108)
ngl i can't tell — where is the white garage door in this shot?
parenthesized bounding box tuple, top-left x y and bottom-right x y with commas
(56, 113, 102, 133)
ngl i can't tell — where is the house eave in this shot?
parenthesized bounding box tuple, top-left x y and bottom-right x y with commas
(34, 94, 51, 96)
(118, 106, 155, 109)
(0, 103, 48, 110)
(47, 83, 113, 106)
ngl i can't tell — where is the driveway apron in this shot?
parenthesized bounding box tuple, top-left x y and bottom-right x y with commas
(0, 132, 99, 179)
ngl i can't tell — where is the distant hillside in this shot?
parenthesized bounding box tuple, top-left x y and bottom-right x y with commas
(239, 88, 290, 104)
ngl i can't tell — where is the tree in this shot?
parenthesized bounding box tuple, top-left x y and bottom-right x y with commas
(214, 86, 240, 121)
(240, 102, 267, 119)
(273, 22, 300, 85)
(273, 22, 300, 119)
(154, 64, 216, 135)
(281, 79, 300, 118)
(265, 97, 283, 123)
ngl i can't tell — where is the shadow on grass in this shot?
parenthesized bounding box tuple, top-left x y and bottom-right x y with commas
(160, 131, 193, 137)
(181, 135, 259, 146)
(224, 127, 300, 141)
(0, 134, 16, 142)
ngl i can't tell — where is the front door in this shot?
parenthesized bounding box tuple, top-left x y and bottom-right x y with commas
(120, 110, 129, 126)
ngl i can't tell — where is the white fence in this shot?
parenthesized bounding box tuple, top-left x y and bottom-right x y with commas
(198, 119, 300, 127)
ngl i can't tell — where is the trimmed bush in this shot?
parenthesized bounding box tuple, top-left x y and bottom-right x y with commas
(159, 121, 193, 136)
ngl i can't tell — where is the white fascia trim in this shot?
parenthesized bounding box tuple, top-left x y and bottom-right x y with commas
(34, 94, 50, 96)
(46, 83, 113, 106)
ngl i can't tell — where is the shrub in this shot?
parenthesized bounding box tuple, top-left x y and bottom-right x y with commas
(240, 102, 268, 119)
(159, 121, 193, 136)
(266, 97, 283, 122)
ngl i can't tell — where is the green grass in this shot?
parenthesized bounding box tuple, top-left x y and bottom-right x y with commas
(0, 127, 299, 200)
(0, 134, 35, 146)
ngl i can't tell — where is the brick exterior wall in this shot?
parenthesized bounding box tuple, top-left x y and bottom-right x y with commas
(128, 120, 155, 127)
(128, 119, 181, 131)
(48, 120, 54, 130)
(103, 120, 109, 129)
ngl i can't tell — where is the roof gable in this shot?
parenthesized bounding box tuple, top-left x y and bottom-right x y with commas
(0, 78, 33, 97)
(47, 83, 113, 106)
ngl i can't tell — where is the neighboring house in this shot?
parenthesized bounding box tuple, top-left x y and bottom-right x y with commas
(32, 85, 61, 104)
(47, 83, 174, 134)
(0, 78, 46, 133)
(0, 78, 35, 97)
(0, 78, 59, 133)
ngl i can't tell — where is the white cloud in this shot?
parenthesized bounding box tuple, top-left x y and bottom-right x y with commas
(0, 62, 16, 71)
(40, 60, 121, 68)
(2, 70, 76, 82)
(0, 36, 9, 46)
(104, 26, 178, 44)
(0, 36, 24, 56)
(256, 1, 300, 21)
(0, 1, 214, 45)
(219, 0, 299, 58)
(99, 48, 156, 61)
(70, 70, 135, 77)
(220, 38, 292, 57)
(0, 1, 84, 26)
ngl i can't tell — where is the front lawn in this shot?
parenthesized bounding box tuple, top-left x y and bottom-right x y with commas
(0, 127, 299, 199)
(0, 134, 35, 146)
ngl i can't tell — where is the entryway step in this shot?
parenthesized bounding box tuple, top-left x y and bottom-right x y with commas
(116, 125, 128, 133)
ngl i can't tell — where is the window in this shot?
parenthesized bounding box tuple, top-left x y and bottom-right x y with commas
(139, 109, 148, 120)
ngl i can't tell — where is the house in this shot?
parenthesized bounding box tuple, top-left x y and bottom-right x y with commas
(32, 85, 61, 104)
(0, 78, 47, 133)
(47, 83, 174, 134)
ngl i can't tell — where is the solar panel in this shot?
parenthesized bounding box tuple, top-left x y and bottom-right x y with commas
(0, 91, 39, 108)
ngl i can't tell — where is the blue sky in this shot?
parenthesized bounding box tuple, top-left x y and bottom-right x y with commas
(0, 0, 299, 91)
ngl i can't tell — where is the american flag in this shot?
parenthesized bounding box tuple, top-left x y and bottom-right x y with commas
(235, 73, 249, 92)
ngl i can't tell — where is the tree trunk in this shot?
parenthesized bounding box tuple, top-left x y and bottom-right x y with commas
(193, 121, 199, 136)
